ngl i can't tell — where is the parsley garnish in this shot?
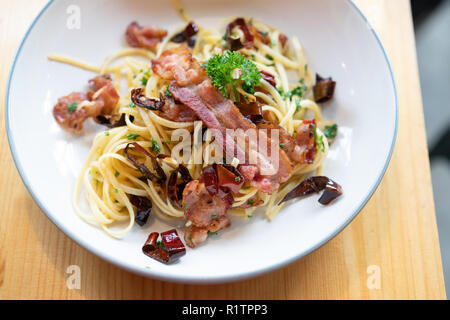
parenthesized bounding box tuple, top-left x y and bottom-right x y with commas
(241, 186, 251, 190)
(125, 133, 140, 140)
(202, 51, 262, 101)
(115, 171, 120, 177)
(67, 102, 78, 114)
(235, 177, 241, 182)
(151, 138, 160, 153)
(184, 203, 188, 212)
(324, 124, 338, 139)
(128, 102, 136, 108)
(164, 85, 172, 97)
(211, 214, 218, 219)
(277, 78, 307, 101)
(104, 131, 110, 136)
(207, 231, 218, 237)
(247, 199, 254, 206)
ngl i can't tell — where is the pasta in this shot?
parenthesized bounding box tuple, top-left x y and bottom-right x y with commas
(49, 4, 338, 246)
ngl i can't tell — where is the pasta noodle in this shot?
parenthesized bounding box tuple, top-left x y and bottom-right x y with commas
(50, 8, 333, 238)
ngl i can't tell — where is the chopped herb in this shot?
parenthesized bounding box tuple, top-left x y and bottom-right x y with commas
(241, 186, 251, 190)
(235, 176, 241, 182)
(295, 98, 302, 113)
(156, 240, 165, 248)
(115, 171, 120, 177)
(211, 214, 218, 219)
(247, 199, 254, 206)
(324, 124, 338, 139)
(145, 266, 151, 270)
(207, 231, 218, 237)
(279, 144, 284, 149)
(165, 139, 172, 145)
(104, 131, 110, 136)
(164, 84, 172, 97)
(266, 55, 274, 61)
(67, 102, 78, 114)
(202, 51, 262, 101)
(125, 133, 140, 140)
(313, 125, 325, 152)
(184, 203, 188, 212)
(128, 102, 136, 108)
(151, 138, 160, 153)
(141, 77, 148, 86)
(277, 78, 308, 101)
(247, 215, 252, 218)
(114, 188, 118, 193)
(304, 64, 308, 72)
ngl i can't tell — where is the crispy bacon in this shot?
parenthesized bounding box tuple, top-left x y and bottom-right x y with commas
(295, 120, 317, 164)
(153, 46, 293, 194)
(184, 216, 231, 248)
(152, 46, 206, 86)
(53, 75, 119, 133)
(255, 120, 303, 163)
(125, 21, 167, 50)
(183, 180, 232, 225)
(160, 97, 197, 122)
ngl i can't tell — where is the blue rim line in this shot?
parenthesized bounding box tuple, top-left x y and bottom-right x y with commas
(5, 0, 398, 284)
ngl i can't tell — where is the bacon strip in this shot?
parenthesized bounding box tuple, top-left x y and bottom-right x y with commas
(53, 75, 119, 133)
(153, 46, 293, 193)
(125, 21, 167, 50)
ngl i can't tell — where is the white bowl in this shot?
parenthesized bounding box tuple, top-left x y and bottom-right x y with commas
(5, 0, 397, 283)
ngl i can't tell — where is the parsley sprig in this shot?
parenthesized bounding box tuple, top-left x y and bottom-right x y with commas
(202, 51, 262, 101)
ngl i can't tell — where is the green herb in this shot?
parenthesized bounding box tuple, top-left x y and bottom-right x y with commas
(277, 78, 307, 101)
(324, 124, 338, 139)
(104, 131, 110, 136)
(312, 125, 325, 152)
(207, 231, 218, 237)
(141, 77, 148, 86)
(266, 55, 274, 61)
(151, 138, 160, 153)
(279, 144, 284, 149)
(184, 203, 188, 212)
(247, 215, 253, 218)
(235, 176, 241, 182)
(211, 214, 218, 219)
(125, 133, 140, 140)
(156, 240, 165, 248)
(304, 64, 308, 72)
(128, 102, 136, 108)
(179, 8, 184, 14)
(247, 199, 254, 206)
(164, 84, 172, 97)
(202, 51, 262, 101)
(67, 102, 78, 114)
(241, 186, 251, 190)
(165, 139, 172, 145)
(114, 188, 118, 193)
(295, 98, 302, 113)
(115, 171, 120, 177)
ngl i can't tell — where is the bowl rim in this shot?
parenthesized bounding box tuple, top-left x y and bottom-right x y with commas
(5, 0, 398, 284)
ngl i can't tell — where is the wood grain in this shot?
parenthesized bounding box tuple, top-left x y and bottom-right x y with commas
(0, 0, 446, 299)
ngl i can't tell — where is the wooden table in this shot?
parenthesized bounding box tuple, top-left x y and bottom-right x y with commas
(0, 0, 446, 300)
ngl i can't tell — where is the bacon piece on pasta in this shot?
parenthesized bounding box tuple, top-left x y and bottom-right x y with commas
(159, 97, 197, 122)
(53, 75, 119, 133)
(152, 45, 206, 86)
(295, 120, 317, 164)
(125, 21, 167, 50)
